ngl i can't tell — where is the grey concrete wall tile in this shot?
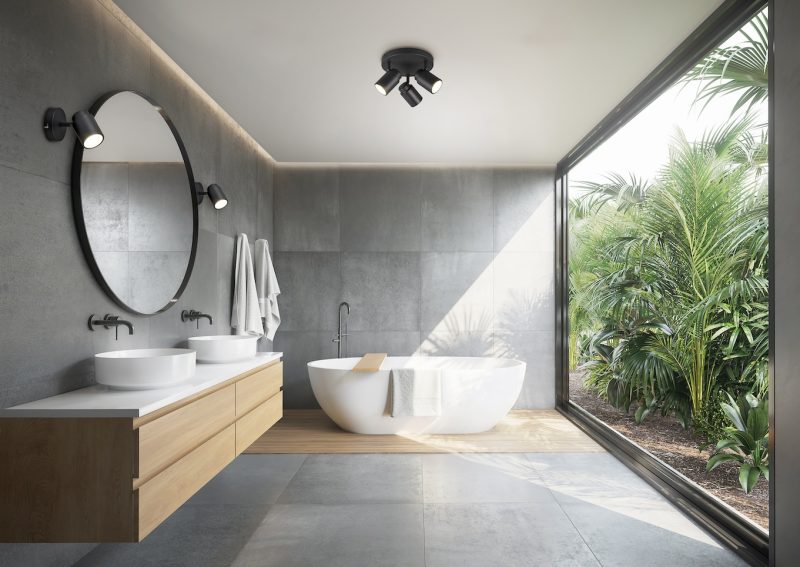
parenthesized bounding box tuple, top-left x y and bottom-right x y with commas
(345, 331, 422, 357)
(421, 252, 493, 332)
(128, 251, 191, 314)
(274, 166, 339, 251)
(149, 229, 220, 347)
(81, 163, 130, 252)
(341, 252, 420, 331)
(217, 133, 260, 240)
(272, 331, 335, 408)
(273, 252, 341, 331)
(494, 330, 555, 408)
(0, 166, 98, 407)
(340, 167, 422, 251)
(216, 233, 236, 334)
(149, 55, 221, 235)
(257, 158, 275, 244)
(128, 163, 193, 252)
(494, 168, 555, 253)
(493, 251, 554, 331)
(421, 169, 493, 252)
(0, 0, 150, 185)
(418, 331, 494, 357)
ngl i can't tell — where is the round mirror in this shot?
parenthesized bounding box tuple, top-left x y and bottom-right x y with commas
(72, 91, 198, 315)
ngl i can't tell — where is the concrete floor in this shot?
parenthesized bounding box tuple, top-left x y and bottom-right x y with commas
(74, 453, 744, 567)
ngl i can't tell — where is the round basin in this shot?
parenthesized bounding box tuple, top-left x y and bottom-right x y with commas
(95, 348, 196, 390)
(188, 335, 258, 363)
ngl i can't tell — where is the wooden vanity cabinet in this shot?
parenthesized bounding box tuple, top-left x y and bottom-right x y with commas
(0, 360, 283, 542)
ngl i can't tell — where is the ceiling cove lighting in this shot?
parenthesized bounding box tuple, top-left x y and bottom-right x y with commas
(374, 48, 442, 108)
(43, 107, 104, 148)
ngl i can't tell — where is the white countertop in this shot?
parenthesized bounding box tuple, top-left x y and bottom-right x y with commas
(0, 352, 282, 418)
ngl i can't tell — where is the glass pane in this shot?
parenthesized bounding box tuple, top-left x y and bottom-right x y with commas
(567, 9, 769, 531)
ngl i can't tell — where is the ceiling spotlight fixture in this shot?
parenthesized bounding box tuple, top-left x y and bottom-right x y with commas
(374, 47, 442, 108)
(399, 80, 423, 108)
(375, 68, 401, 95)
(194, 182, 228, 210)
(43, 107, 104, 149)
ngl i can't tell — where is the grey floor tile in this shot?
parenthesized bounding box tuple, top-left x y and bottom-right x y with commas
(187, 454, 308, 508)
(422, 453, 553, 504)
(556, 495, 746, 567)
(75, 455, 306, 567)
(232, 503, 424, 567)
(424, 502, 600, 567)
(525, 453, 669, 507)
(278, 454, 422, 505)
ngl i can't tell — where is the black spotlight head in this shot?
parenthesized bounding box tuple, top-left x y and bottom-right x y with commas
(72, 110, 104, 149)
(399, 82, 423, 108)
(375, 69, 401, 95)
(207, 184, 228, 210)
(415, 69, 442, 94)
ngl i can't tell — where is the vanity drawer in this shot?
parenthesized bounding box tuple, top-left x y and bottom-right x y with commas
(137, 384, 235, 480)
(137, 424, 235, 539)
(236, 362, 283, 416)
(236, 391, 283, 454)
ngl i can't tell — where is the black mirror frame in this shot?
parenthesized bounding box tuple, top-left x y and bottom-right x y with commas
(71, 90, 199, 317)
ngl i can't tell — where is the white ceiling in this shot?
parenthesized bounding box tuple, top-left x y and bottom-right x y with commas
(114, 0, 723, 165)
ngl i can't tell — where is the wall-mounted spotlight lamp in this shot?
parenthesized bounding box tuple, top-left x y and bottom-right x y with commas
(43, 107, 104, 149)
(194, 182, 228, 210)
(374, 48, 443, 107)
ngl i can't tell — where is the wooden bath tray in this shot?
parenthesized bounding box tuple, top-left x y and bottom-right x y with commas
(352, 353, 387, 372)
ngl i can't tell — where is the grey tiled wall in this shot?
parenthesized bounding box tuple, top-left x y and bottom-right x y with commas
(0, 3, 273, 561)
(273, 165, 555, 410)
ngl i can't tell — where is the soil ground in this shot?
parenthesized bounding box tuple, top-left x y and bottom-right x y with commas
(569, 371, 769, 531)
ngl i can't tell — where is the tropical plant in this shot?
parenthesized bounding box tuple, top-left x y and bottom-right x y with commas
(572, 117, 768, 428)
(707, 392, 769, 493)
(681, 10, 768, 115)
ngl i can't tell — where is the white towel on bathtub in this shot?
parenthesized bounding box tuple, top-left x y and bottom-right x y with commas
(390, 367, 442, 417)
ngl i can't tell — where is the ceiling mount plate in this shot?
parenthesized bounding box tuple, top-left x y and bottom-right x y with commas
(381, 47, 434, 75)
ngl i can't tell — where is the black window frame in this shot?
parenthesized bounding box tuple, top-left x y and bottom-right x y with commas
(553, 1, 769, 564)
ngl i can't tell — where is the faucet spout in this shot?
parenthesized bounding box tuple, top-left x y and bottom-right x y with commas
(181, 309, 213, 329)
(334, 302, 351, 358)
(88, 314, 134, 340)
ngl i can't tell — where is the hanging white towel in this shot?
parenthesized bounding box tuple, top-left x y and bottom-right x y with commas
(231, 234, 264, 336)
(390, 367, 442, 417)
(254, 239, 281, 341)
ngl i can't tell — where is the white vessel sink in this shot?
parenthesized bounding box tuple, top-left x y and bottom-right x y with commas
(95, 348, 196, 390)
(188, 335, 258, 363)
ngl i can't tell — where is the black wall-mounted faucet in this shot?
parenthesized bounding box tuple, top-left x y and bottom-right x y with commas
(181, 309, 213, 329)
(88, 314, 134, 340)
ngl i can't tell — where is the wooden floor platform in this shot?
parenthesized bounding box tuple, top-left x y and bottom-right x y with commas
(245, 409, 604, 454)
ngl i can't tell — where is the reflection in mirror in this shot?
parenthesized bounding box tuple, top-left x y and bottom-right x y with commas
(77, 91, 196, 315)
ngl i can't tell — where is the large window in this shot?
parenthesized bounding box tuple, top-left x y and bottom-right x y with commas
(566, 9, 768, 532)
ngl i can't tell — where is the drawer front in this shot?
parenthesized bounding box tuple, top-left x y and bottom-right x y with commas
(137, 424, 235, 540)
(236, 391, 282, 454)
(236, 362, 282, 416)
(137, 385, 235, 480)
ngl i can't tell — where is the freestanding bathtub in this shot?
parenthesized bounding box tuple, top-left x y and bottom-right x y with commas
(308, 356, 525, 434)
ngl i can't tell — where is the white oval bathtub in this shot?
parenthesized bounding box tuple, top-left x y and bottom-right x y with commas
(308, 356, 525, 434)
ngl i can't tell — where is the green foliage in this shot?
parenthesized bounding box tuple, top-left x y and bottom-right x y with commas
(681, 11, 768, 115)
(572, 117, 769, 428)
(707, 393, 769, 493)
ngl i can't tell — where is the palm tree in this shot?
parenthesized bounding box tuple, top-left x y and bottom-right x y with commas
(681, 10, 768, 114)
(572, 119, 768, 423)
